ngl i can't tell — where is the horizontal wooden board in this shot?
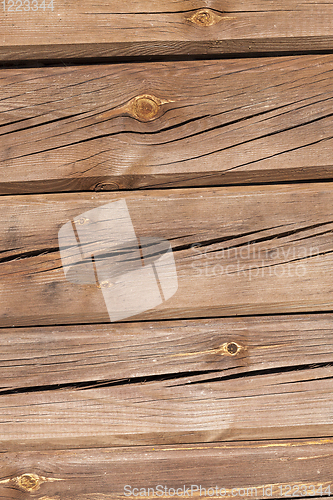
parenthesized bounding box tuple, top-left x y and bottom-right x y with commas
(0, 313, 331, 449)
(0, 364, 332, 449)
(0, 314, 333, 391)
(1, 55, 333, 193)
(0, 439, 332, 499)
(1, 1, 333, 60)
(2, 184, 333, 326)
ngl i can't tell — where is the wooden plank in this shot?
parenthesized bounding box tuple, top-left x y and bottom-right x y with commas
(0, 313, 331, 449)
(0, 364, 332, 449)
(2, 184, 333, 326)
(1, 1, 333, 60)
(1, 55, 333, 194)
(0, 439, 332, 499)
(0, 314, 333, 390)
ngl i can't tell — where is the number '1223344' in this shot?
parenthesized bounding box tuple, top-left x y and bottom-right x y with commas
(2, 0, 54, 11)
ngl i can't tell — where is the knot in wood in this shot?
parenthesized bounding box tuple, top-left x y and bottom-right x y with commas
(17, 473, 41, 492)
(74, 217, 89, 225)
(94, 182, 120, 191)
(132, 95, 161, 122)
(226, 342, 239, 355)
(189, 9, 222, 27)
(216, 341, 243, 356)
(97, 280, 113, 289)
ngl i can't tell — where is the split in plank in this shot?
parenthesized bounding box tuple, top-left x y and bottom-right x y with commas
(0, 364, 332, 449)
(1, 55, 333, 193)
(2, 184, 333, 326)
(0, 314, 332, 390)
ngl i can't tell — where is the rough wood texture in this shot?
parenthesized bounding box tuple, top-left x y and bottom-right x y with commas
(1, 1, 333, 60)
(1, 55, 333, 194)
(0, 313, 331, 450)
(0, 364, 332, 450)
(2, 0, 333, 485)
(0, 314, 332, 390)
(0, 439, 332, 499)
(2, 184, 333, 326)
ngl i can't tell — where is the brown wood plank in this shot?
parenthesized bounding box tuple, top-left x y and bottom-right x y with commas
(1, 55, 333, 194)
(0, 314, 332, 390)
(1, 1, 333, 60)
(2, 184, 333, 326)
(0, 439, 332, 499)
(0, 365, 332, 449)
(0, 314, 331, 449)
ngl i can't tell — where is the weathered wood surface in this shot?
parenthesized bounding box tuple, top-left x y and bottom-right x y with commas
(0, 314, 332, 390)
(2, 184, 333, 326)
(1, 1, 333, 60)
(0, 439, 332, 499)
(1, 55, 333, 194)
(2, 0, 333, 483)
(0, 364, 332, 450)
(0, 313, 331, 449)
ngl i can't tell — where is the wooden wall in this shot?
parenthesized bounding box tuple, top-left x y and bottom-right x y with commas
(0, 1, 332, 498)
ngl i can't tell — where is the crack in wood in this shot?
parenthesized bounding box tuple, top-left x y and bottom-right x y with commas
(170, 362, 333, 388)
(0, 362, 331, 396)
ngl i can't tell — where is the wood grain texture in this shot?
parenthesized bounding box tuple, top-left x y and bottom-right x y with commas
(0, 314, 332, 391)
(2, 184, 333, 326)
(0, 313, 331, 450)
(1, 1, 333, 60)
(1, 55, 333, 193)
(2, 0, 333, 474)
(0, 439, 332, 499)
(0, 364, 332, 449)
